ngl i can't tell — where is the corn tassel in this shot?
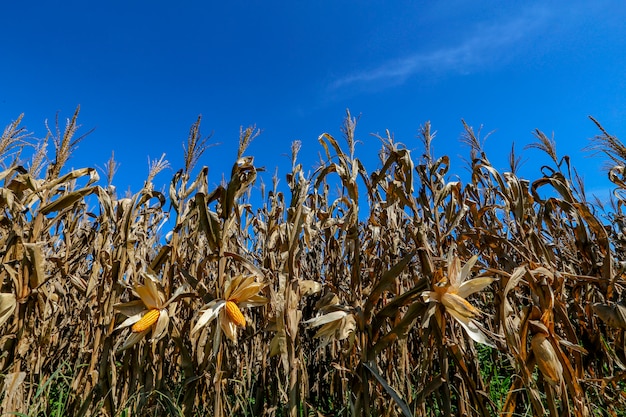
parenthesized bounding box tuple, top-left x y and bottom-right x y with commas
(225, 301, 246, 327)
(132, 308, 160, 332)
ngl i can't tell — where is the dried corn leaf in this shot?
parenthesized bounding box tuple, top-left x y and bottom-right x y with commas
(593, 302, 626, 330)
(373, 302, 426, 355)
(447, 307, 495, 348)
(23, 242, 46, 289)
(363, 362, 413, 417)
(365, 251, 414, 317)
(39, 186, 97, 215)
(298, 280, 322, 297)
(1, 371, 26, 412)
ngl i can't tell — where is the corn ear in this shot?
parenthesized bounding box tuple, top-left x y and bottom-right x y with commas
(531, 333, 563, 388)
(225, 301, 246, 327)
(441, 292, 480, 319)
(132, 308, 160, 333)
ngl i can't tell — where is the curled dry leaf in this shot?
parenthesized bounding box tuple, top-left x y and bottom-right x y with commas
(592, 302, 626, 330)
(298, 279, 323, 297)
(1, 371, 26, 412)
(303, 310, 356, 347)
(303, 293, 355, 347)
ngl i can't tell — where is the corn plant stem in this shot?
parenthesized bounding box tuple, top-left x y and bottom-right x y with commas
(545, 382, 558, 417)
(215, 345, 224, 417)
(156, 342, 165, 399)
(436, 313, 452, 417)
(345, 223, 369, 416)
(286, 289, 299, 417)
(212, 200, 231, 417)
(4, 114, 626, 415)
(286, 192, 305, 417)
(288, 351, 298, 417)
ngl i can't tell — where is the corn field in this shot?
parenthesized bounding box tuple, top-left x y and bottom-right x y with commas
(2, 107, 626, 416)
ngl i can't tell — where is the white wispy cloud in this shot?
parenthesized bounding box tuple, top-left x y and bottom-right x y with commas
(331, 6, 552, 90)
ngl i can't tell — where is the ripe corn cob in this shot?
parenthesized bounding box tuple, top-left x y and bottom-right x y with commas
(225, 301, 246, 327)
(132, 308, 160, 332)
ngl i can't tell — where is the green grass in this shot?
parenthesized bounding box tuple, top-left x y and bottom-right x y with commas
(476, 344, 516, 414)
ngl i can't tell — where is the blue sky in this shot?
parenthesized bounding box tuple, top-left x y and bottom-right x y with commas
(1, 1, 625, 200)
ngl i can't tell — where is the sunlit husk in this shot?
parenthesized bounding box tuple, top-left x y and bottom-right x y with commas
(457, 277, 496, 299)
(441, 292, 481, 319)
(447, 307, 495, 347)
(0, 293, 16, 327)
(192, 300, 225, 335)
(220, 312, 239, 342)
(118, 329, 150, 352)
(134, 275, 166, 309)
(225, 275, 267, 304)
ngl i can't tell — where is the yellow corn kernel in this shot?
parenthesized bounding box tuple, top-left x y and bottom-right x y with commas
(132, 308, 160, 333)
(225, 301, 246, 327)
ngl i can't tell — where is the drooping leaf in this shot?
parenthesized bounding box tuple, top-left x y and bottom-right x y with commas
(363, 362, 413, 417)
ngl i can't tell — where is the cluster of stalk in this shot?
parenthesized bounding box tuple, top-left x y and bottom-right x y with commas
(1, 108, 626, 416)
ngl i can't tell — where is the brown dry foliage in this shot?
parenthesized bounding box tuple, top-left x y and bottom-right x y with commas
(1, 109, 626, 417)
